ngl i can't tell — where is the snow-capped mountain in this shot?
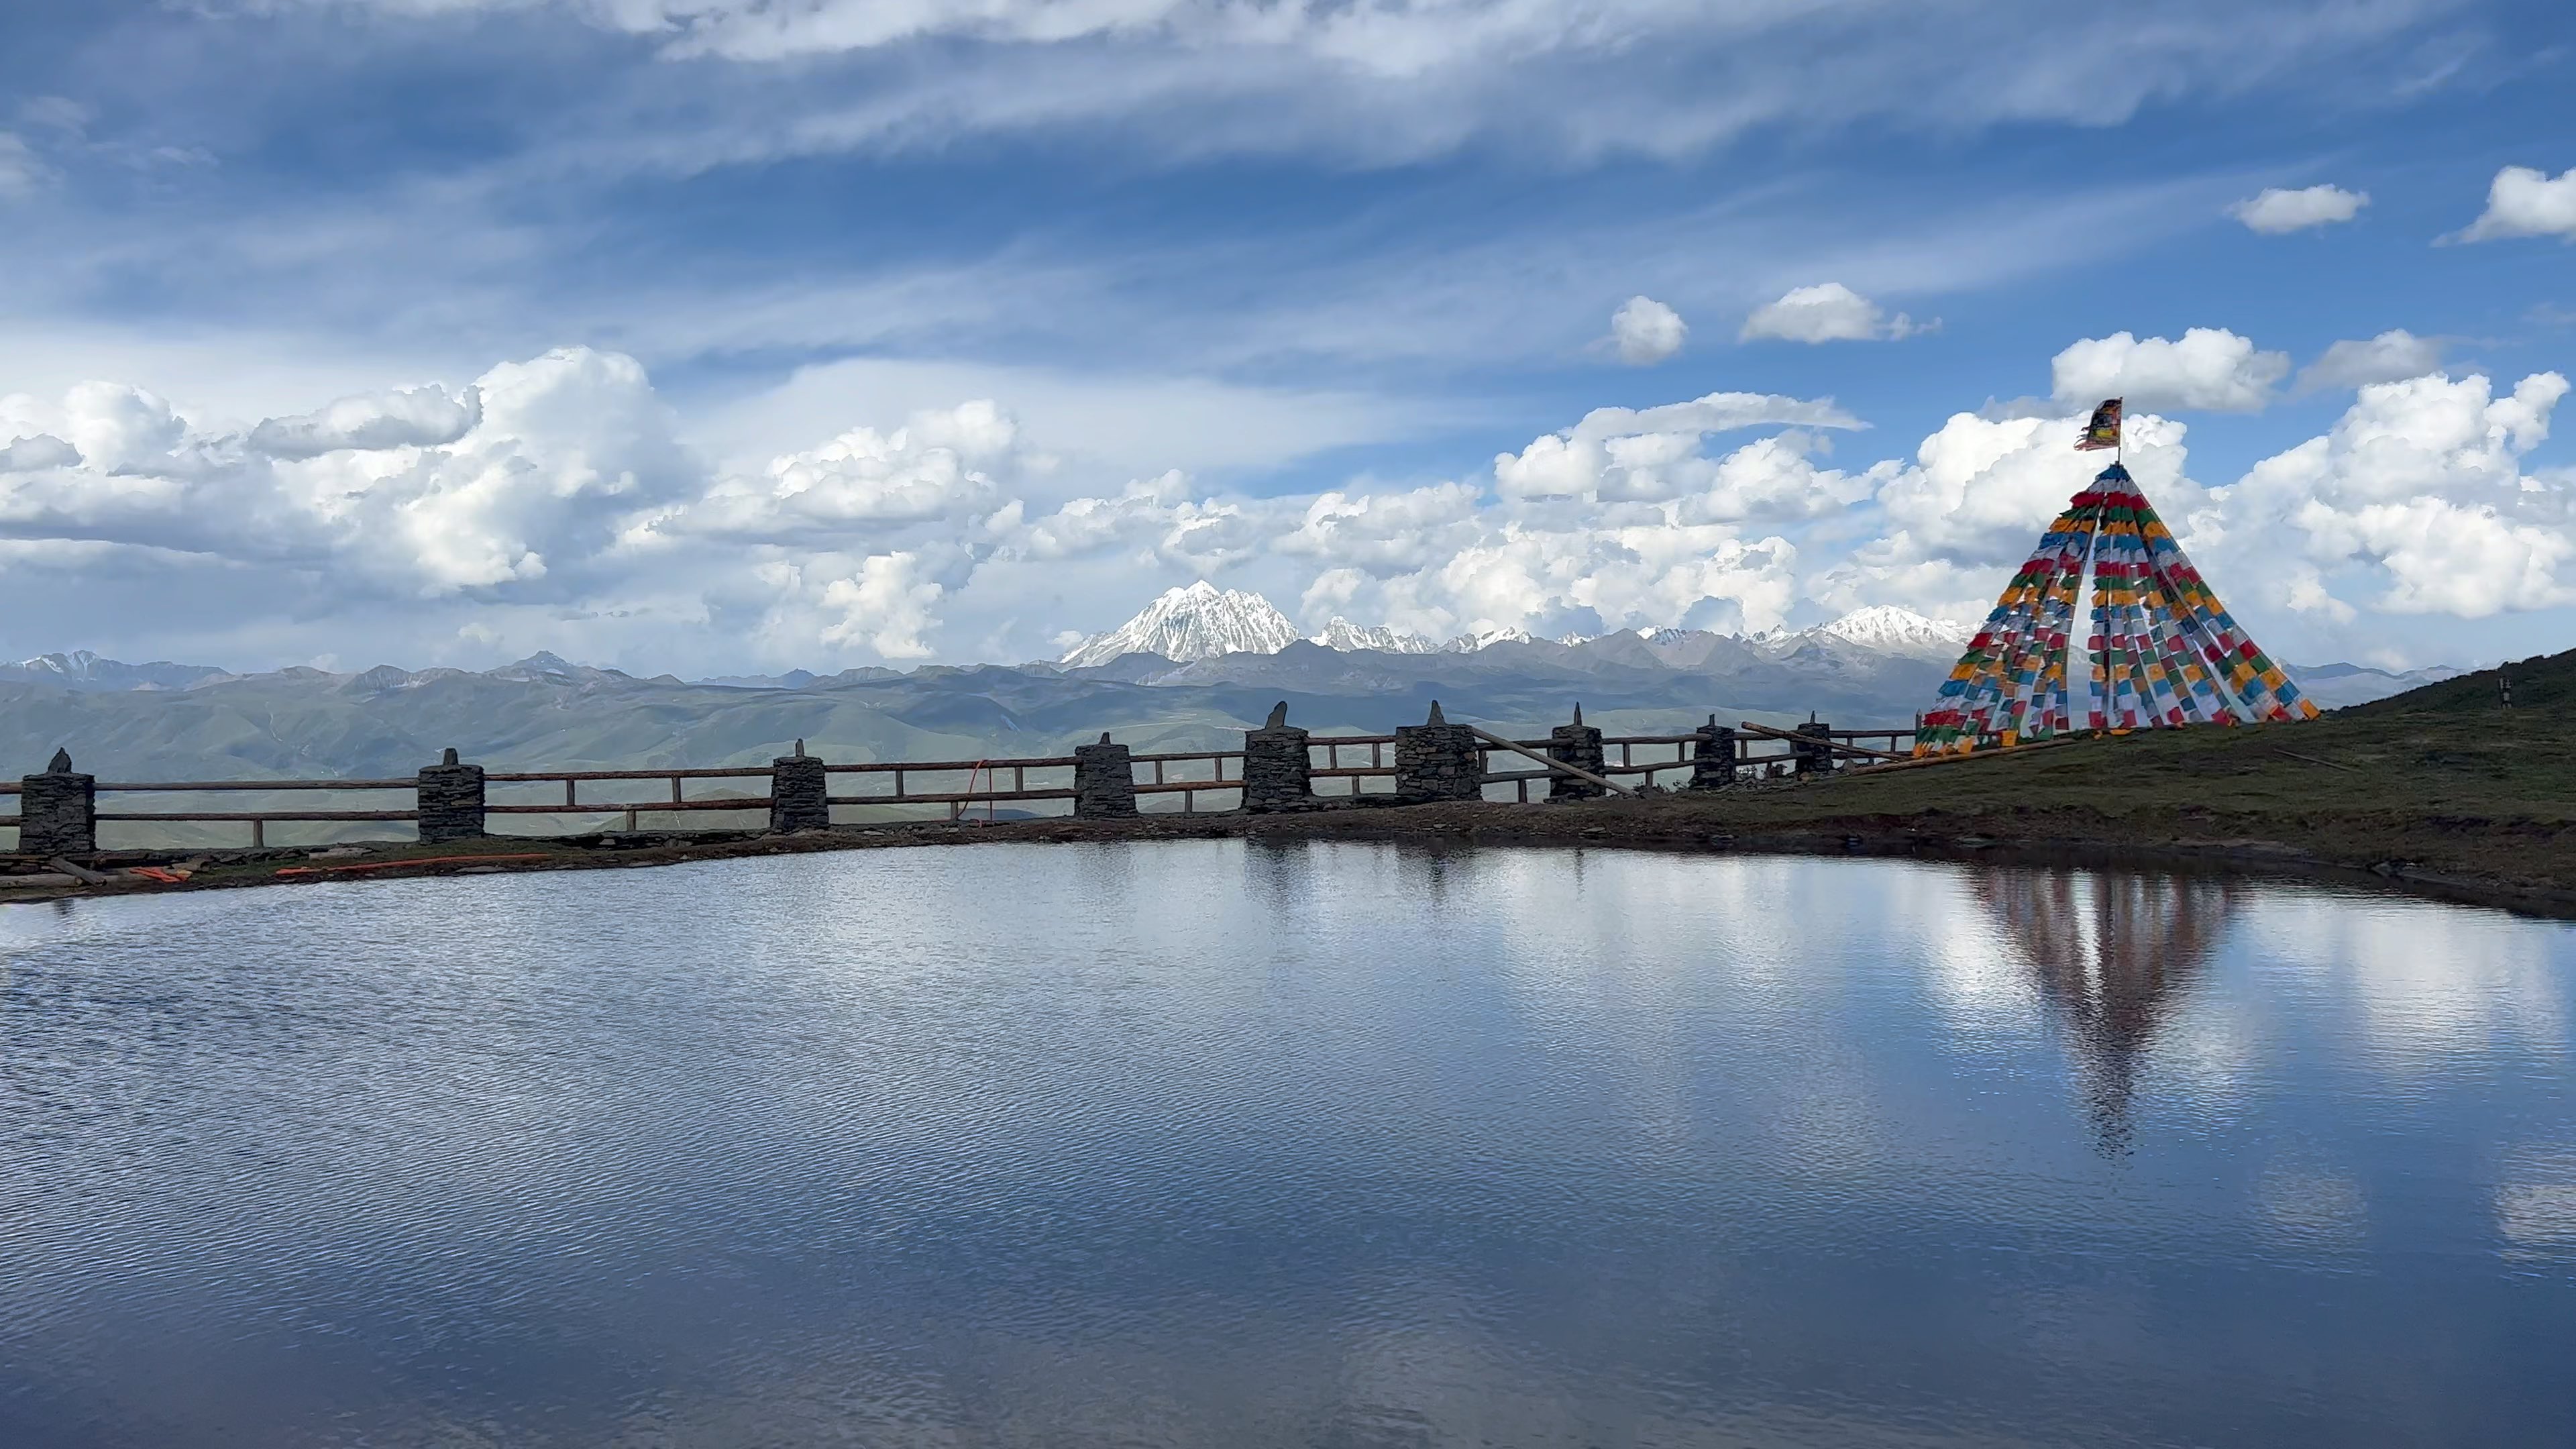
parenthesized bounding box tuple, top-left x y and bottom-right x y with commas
(1310, 617, 1438, 653)
(1813, 606, 1970, 659)
(1059, 580, 1302, 667)
(1442, 626, 1535, 653)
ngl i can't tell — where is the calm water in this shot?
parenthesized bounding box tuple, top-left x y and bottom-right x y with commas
(3, 843, 2573, 1448)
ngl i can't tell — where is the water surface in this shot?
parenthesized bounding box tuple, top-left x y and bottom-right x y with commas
(3, 843, 2572, 1446)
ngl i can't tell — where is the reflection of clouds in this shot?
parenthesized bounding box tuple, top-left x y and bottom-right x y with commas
(2498, 1146, 2576, 1252)
(2253, 896, 2570, 1072)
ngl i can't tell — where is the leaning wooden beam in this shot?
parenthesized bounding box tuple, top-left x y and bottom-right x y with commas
(1463, 726, 1636, 796)
(1733, 721, 1909, 762)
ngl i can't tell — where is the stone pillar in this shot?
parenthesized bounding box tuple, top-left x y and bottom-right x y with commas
(1689, 716, 1739, 792)
(1242, 702, 1313, 813)
(1394, 700, 1483, 804)
(18, 748, 97, 856)
(1073, 733, 1138, 818)
(416, 747, 487, 844)
(771, 739, 829, 833)
(1793, 718, 1834, 777)
(1546, 703, 1607, 800)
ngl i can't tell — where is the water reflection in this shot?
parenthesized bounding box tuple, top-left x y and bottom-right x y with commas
(3, 846, 2572, 1448)
(1972, 869, 2242, 1152)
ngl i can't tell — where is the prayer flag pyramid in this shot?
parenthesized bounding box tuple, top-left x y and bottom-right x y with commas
(1913, 462, 2317, 755)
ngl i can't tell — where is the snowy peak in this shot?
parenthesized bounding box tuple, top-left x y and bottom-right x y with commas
(1815, 606, 1969, 659)
(1311, 617, 1438, 654)
(1442, 626, 1535, 653)
(1061, 580, 1302, 667)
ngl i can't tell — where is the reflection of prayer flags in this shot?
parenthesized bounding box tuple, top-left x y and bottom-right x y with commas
(2076, 397, 2123, 451)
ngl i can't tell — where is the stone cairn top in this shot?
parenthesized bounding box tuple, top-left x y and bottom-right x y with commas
(441, 747, 460, 765)
(1572, 702, 1584, 726)
(1425, 700, 1446, 725)
(46, 747, 73, 774)
(1264, 700, 1289, 729)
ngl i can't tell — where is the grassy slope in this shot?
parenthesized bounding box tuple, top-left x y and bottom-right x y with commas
(1626, 648, 2573, 898)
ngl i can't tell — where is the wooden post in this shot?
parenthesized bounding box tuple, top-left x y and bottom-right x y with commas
(252, 818, 266, 849)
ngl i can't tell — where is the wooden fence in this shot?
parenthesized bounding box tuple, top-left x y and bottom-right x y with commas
(1, 722, 1917, 852)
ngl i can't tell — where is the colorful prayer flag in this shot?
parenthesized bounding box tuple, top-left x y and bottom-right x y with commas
(2076, 397, 2123, 451)
(1912, 461, 2316, 757)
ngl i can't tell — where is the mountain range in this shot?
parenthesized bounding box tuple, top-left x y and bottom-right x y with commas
(1, 584, 2463, 784)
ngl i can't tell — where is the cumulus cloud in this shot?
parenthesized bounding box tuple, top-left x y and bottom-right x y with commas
(2051, 328, 2289, 413)
(1739, 283, 1923, 343)
(2456, 165, 2576, 243)
(2222, 370, 2573, 616)
(1609, 296, 1687, 365)
(246, 384, 483, 460)
(660, 400, 1020, 541)
(2296, 330, 2445, 394)
(2229, 184, 2368, 233)
(0, 133, 46, 198)
(11, 339, 2560, 674)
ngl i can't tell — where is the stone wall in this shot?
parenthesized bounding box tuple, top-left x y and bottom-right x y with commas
(1073, 735, 1138, 818)
(18, 750, 95, 856)
(417, 749, 487, 843)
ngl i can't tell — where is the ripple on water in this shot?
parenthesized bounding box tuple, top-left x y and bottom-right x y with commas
(2, 841, 2573, 1447)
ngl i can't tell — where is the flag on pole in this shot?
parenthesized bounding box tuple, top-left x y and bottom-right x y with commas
(2076, 397, 2123, 451)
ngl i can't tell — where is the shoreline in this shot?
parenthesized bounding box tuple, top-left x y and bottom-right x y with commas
(9, 794, 2573, 920)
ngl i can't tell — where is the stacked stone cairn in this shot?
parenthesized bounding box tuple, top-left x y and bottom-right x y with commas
(770, 739, 830, 833)
(416, 747, 487, 843)
(1792, 718, 1835, 777)
(17, 749, 97, 856)
(1393, 700, 1484, 804)
(1689, 716, 1739, 792)
(1073, 733, 1138, 818)
(1242, 702, 1316, 812)
(1546, 704, 1607, 801)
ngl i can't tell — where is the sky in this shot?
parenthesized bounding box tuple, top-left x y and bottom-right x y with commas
(1, 0, 2571, 677)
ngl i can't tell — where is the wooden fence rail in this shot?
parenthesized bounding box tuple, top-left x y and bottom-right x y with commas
(1, 715, 1920, 853)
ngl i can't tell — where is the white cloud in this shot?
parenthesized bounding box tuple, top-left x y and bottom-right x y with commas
(2051, 328, 2289, 413)
(660, 400, 1020, 542)
(1739, 282, 1923, 343)
(2221, 370, 2574, 617)
(246, 384, 483, 460)
(1609, 296, 1687, 365)
(248, 0, 2460, 170)
(2457, 165, 2576, 243)
(11, 339, 2564, 676)
(818, 552, 945, 659)
(0, 133, 47, 199)
(2229, 184, 2368, 234)
(2296, 330, 2445, 394)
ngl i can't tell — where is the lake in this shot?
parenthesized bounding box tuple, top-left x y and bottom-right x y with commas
(3, 842, 2572, 1446)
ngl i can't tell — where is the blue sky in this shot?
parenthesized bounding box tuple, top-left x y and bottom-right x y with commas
(1, 0, 2571, 675)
